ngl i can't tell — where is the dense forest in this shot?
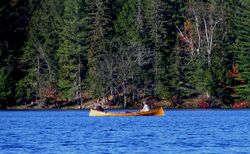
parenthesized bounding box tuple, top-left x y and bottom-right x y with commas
(0, 0, 249, 109)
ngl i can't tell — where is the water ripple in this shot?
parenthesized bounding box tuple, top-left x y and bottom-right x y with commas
(0, 110, 250, 153)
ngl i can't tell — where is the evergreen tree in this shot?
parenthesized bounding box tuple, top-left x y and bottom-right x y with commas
(144, 0, 167, 96)
(57, 0, 87, 102)
(16, 0, 63, 101)
(176, 1, 230, 105)
(158, 0, 186, 101)
(85, 0, 111, 97)
(0, 0, 30, 105)
(115, 0, 155, 107)
(231, 0, 250, 101)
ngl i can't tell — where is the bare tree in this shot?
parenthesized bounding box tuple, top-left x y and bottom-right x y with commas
(176, 1, 223, 66)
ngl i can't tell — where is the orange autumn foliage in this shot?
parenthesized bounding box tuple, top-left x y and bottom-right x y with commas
(228, 63, 240, 79)
(178, 19, 193, 51)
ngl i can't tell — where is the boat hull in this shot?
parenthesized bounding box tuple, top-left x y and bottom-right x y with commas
(89, 107, 164, 116)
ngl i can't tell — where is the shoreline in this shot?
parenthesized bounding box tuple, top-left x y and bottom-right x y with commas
(0, 108, 250, 112)
(2, 105, 250, 110)
(1, 97, 249, 110)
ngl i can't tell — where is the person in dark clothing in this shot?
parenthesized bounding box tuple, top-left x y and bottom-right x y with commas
(93, 99, 104, 112)
(95, 105, 104, 112)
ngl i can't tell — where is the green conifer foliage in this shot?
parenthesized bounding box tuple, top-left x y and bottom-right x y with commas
(85, 0, 111, 97)
(57, 0, 86, 100)
(143, 0, 168, 96)
(158, 0, 186, 100)
(16, 0, 63, 100)
(0, 0, 30, 105)
(232, 0, 250, 101)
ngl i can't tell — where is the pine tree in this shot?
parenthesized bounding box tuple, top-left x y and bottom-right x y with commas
(115, 0, 156, 107)
(232, 0, 250, 101)
(158, 0, 186, 101)
(85, 0, 111, 97)
(143, 0, 167, 96)
(203, 0, 235, 106)
(57, 0, 87, 103)
(0, 0, 30, 105)
(16, 0, 63, 101)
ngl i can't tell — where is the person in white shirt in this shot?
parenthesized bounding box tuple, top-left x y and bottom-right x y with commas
(141, 101, 150, 112)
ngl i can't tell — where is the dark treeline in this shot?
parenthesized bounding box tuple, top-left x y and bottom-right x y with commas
(0, 0, 249, 108)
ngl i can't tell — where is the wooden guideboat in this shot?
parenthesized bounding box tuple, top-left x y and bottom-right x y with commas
(89, 107, 164, 116)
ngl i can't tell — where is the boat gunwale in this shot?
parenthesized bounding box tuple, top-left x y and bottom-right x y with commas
(89, 107, 164, 116)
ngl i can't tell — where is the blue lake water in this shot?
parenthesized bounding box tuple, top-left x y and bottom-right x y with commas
(0, 110, 249, 154)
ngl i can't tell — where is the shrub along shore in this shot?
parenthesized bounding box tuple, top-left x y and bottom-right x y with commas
(3, 96, 249, 110)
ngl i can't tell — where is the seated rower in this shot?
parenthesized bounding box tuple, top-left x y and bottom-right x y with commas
(141, 101, 150, 112)
(93, 100, 105, 112)
(95, 105, 104, 112)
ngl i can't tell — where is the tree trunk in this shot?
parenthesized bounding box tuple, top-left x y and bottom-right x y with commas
(123, 80, 127, 108)
(78, 56, 83, 109)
